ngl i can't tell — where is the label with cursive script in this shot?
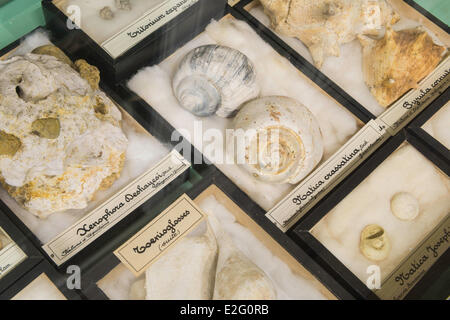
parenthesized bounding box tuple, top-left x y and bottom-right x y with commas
(114, 194, 205, 276)
(101, 0, 198, 58)
(42, 150, 190, 266)
(379, 56, 450, 136)
(0, 227, 27, 280)
(376, 215, 449, 300)
(266, 120, 388, 232)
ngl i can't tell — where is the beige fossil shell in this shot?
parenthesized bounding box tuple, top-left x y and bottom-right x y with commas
(232, 96, 323, 184)
(360, 224, 391, 261)
(129, 279, 146, 300)
(359, 27, 446, 107)
(210, 215, 276, 300)
(145, 224, 218, 300)
(0, 131, 21, 157)
(99, 6, 114, 20)
(173, 45, 260, 118)
(260, 0, 399, 68)
(390, 192, 419, 221)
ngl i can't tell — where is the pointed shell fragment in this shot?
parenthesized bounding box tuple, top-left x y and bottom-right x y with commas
(173, 45, 260, 118)
(232, 96, 323, 184)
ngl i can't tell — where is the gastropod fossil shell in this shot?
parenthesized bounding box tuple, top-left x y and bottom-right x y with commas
(115, 0, 132, 11)
(360, 224, 391, 261)
(359, 27, 446, 107)
(75, 59, 100, 91)
(173, 45, 260, 118)
(390, 192, 419, 221)
(99, 6, 114, 20)
(259, 0, 399, 68)
(232, 96, 323, 184)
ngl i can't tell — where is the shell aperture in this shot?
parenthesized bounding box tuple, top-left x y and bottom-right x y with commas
(232, 96, 323, 184)
(173, 45, 260, 118)
(360, 224, 391, 261)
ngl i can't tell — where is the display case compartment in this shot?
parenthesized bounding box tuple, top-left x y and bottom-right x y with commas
(0, 34, 209, 269)
(290, 96, 450, 300)
(77, 167, 355, 300)
(1, 260, 82, 300)
(236, 0, 450, 122)
(0, 213, 42, 297)
(42, 0, 228, 83)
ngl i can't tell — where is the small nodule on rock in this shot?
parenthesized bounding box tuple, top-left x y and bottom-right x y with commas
(390, 192, 419, 221)
(0, 131, 21, 156)
(31, 118, 61, 139)
(100, 6, 114, 20)
(32, 45, 73, 67)
(360, 224, 391, 262)
(115, 0, 132, 11)
(75, 59, 100, 91)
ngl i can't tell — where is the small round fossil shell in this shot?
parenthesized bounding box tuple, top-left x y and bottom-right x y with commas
(232, 96, 323, 184)
(360, 224, 391, 262)
(173, 45, 260, 118)
(31, 118, 60, 139)
(0, 131, 21, 156)
(100, 6, 114, 20)
(390, 192, 420, 221)
(32, 45, 73, 67)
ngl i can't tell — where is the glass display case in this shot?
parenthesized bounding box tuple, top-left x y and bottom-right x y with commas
(0, 0, 448, 301)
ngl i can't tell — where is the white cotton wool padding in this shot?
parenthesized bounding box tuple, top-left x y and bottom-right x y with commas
(128, 18, 360, 211)
(422, 103, 450, 149)
(312, 144, 450, 281)
(0, 30, 169, 243)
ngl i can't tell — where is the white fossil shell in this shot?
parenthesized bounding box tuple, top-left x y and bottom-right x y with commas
(232, 96, 323, 184)
(145, 224, 218, 300)
(360, 224, 391, 261)
(173, 45, 260, 118)
(390, 192, 420, 221)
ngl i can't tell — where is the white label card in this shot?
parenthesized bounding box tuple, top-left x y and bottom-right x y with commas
(42, 150, 190, 266)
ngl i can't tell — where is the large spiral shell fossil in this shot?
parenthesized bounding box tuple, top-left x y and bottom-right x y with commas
(173, 45, 260, 118)
(232, 96, 323, 184)
(259, 0, 399, 68)
(359, 27, 446, 107)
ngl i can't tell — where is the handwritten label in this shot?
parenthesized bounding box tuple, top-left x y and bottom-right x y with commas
(379, 56, 450, 135)
(376, 215, 449, 300)
(101, 0, 199, 58)
(114, 194, 205, 276)
(42, 150, 190, 266)
(0, 228, 27, 280)
(267, 120, 387, 232)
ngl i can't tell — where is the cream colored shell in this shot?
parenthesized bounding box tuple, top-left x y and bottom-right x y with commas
(390, 192, 420, 221)
(0, 54, 128, 218)
(259, 0, 399, 68)
(360, 224, 391, 261)
(232, 96, 323, 184)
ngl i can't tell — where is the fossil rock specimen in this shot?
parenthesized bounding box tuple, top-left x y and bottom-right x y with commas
(259, 0, 399, 68)
(173, 45, 260, 118)
(359, 27, 446, 107)
(232, 96, 323, 184)
(32, 45, 73, 67)
(360, 224, 391, 261)
(0, 53, 128, 218)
